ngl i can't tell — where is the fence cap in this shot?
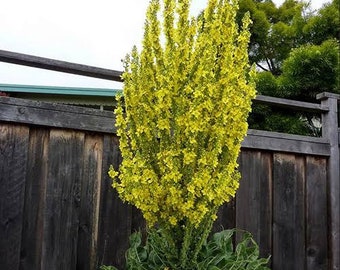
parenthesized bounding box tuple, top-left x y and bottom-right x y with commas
(316, 92, 340, 101)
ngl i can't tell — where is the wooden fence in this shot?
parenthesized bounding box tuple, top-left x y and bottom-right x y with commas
(0, 94, 339, 270)
(0, 50, 339, 270)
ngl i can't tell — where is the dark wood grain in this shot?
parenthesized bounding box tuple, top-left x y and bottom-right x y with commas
(19, 128, 49, 270)
(131, 205, 146, 236)
(236, 150, 272, 259)
(317, 93, 340, 269)
(97, 135, 132, 270)
(77, 134, 104, 270)
(306, 156, 328, 269)
(41, 130, 84, 270)
(272, 153, 305, 270)
(0, 124, 29, 270)
(0, 97, 331, 155)
(213, 199, 235, 233)
(243, 129, 330, 156)
(0, 96, 116, 134)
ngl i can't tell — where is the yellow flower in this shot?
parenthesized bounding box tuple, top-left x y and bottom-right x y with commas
(109, 0, 256, 228)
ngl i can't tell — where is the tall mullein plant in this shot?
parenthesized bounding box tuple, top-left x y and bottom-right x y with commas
(109, 0, 256, 268)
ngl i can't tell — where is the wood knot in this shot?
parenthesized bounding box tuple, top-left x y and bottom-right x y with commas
(18, 107, 26, 114)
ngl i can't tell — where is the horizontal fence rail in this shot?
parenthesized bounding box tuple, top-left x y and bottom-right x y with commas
(254, 95, 329, 112)
(244, 129, 330, 156)
(0, 96, 116, 134)
(0, 96, 332, 156)
(0, 50, 123, 82)
(0, 96, 332, 155)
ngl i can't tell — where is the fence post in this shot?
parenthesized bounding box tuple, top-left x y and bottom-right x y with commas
(317, 92, 340, 270)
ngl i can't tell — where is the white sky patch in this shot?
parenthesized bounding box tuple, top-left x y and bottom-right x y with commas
(0, 0, 330, 88)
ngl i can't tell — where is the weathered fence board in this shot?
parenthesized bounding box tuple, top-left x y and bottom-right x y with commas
(20, 128, 49, 270)
(305, 156, 328, 270)
(0, 95, 338, 270)
(0, 96, 115, 134)
(41, 130, 84, 270)
(254, 95, 328, 112)
(77, 134, 103, 270)
(0, 124, 29, 270)
(97, 135, 131, 269)
(0, 49, 123, 82)
(237, 150, 272, 259)
(272, 154, 306, 270)
(213, 199, 235, 233)
(318, 93, 340, 269)
(245, 129, 330, 156)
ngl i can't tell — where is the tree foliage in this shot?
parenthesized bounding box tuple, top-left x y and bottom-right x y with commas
(238, 0, 340, 135)
(303, 0, 340, 45)
(237, 0, 309, 74)
(279, 39, 339, 101)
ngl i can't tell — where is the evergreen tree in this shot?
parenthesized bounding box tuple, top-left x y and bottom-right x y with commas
(238, 0, 340, 135)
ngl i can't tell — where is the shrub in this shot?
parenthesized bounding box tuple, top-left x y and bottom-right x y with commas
(107, 0, 268, 269)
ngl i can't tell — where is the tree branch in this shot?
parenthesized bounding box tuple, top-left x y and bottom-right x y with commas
(255, 62, 269, 72)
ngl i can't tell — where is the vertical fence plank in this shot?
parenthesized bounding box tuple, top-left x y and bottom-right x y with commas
(273, 153, 305, 270)
(41, 130, 84, 270)
(236, 150, 272, 259)
(97, 135, 132, 270)
(306, 156, 328, 270)
(20, 128, 49, 270)
(317, 93, 340, 269)
(212, 199, 235, 233)
(131, 205, 146, 236)
(0, 124, 29, 270)
(77, 134, 103, 270)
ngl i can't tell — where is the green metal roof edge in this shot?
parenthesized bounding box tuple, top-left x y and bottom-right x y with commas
(0, 83, 122, 97)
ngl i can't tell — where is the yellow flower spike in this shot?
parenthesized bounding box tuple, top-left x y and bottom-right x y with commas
(109, 0, 256, 228)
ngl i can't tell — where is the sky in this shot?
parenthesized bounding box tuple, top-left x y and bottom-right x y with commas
(0, 0, 330, 89)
